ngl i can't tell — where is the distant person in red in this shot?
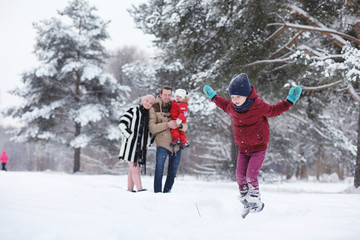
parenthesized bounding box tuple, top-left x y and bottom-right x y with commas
(0, 151, 8, 171)
(170, 89, 189, 149)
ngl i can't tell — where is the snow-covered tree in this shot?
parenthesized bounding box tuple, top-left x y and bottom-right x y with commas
(250, 1, 359, 184)
(5, 0, 130, 172)
(129, 0, 279, 90)
(129, 0, 359, 181)
(129, 0, 309, 177)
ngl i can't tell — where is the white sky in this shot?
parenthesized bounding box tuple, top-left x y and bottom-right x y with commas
(0, 0, 153, 110)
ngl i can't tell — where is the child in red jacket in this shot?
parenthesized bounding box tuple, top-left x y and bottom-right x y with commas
(203, 73, 302, 218)
(0, 151, 8, 171)
(170, 89, 189, 149)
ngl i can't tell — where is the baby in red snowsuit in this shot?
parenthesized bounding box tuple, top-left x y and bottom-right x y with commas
(170, 89, 189, 149)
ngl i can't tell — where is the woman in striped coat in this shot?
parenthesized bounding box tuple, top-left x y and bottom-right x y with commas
(119, 95, 156, 192)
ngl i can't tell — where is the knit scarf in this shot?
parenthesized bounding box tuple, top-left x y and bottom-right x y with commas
(233, 98, 255, 113)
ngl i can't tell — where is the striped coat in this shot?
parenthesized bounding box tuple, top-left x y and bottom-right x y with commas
(118, 105, 154, 164)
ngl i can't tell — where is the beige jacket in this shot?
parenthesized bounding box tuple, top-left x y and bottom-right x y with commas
(149, 95, 188, 152)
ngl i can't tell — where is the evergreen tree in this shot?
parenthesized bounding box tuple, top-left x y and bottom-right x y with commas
(6, 0, 130, 172)
(129, 0, 300, 177)
(130, 0, 358, 180)
(130, 0, 282, 90)
(259, 0, 359, 182)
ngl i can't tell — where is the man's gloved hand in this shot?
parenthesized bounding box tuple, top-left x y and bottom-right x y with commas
(203, 85, 216, 100)
(287, 86, 302, 104)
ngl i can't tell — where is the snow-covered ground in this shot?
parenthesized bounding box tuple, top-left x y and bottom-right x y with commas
(0, 171, 359, 240)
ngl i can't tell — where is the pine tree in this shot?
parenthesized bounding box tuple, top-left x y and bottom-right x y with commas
(6, 0, 130, 172)
(259, 0, 359, 182)
(129, 0, 298, 177)
(130, 0, 358, 180)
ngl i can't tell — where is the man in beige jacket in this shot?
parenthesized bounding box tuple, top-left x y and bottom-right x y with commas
(149, 86, 188, 193)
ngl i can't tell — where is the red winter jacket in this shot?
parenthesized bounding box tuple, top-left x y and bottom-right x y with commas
(170, 96, 189, 123)
(213, 86, 292, 153)
(0, 151, 8, 163)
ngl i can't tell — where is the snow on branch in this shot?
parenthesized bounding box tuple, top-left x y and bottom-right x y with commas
(297, 45, 326, 58)
(301, 80, 343, 91)
(243, 57, 292, 68)
(285, 4, 348, 46)
(264, 26, 287, 43)
(270, 22, 360, 45)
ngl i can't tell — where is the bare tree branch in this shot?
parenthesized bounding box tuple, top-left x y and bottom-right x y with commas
(356, 22, 360, 39)
(264, 26, 287, 43)
(285, 5, 348, 47)
(348, 0, 360, 13)
(270, 31, 304, 59)
(348, 84, 360, 104)
(301, 80, 343, 91)
(270, 23, 360, 45)
(243, 57, 292, 68)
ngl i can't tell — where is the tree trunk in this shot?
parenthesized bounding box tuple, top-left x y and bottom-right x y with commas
(73, 70, 82, 173)
(316, 151, 322, 180)
(285, 166, 293, 180)
(298, 164, 308, 180)
(337, 161, 345, 181)
(73, 147, 81, 172)
(354, 109, 360, 188)
(230, 118, 238, 181)
(73, 122, 81, 173)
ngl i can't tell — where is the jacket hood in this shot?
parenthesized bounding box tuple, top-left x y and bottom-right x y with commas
(247, 86, 259, 99)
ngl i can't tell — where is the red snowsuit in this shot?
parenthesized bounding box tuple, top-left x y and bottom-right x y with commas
(0, 151, 8, 171)
(170, 96, 189, 145)
(0, 151, 8, 163)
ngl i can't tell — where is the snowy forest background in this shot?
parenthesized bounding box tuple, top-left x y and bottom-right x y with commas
(1, 0, 360, 187)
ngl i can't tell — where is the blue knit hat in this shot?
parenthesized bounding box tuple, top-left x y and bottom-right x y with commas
(228, 73, 251, 97)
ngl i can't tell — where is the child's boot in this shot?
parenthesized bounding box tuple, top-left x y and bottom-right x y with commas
(180, 142, 189, 150)
(238, 195, 250, 218)
(170, 139, 181, 147)
(247, 194, 264, 213)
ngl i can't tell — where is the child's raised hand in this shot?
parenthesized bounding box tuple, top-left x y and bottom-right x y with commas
(287, 86, 302, 104)
(203, 85, 217, 100)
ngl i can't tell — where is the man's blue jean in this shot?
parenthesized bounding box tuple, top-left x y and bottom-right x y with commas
(154, 147, 181, 193)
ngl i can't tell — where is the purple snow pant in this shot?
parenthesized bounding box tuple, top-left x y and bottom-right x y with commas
(236, 150, 266, 198)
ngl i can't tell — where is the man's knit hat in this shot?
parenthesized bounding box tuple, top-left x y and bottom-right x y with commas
(228, 73, 251, 97)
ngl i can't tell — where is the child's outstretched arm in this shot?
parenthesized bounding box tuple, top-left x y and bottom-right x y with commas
(203, 85, 233, 114)
(263, 85, 302, 118)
